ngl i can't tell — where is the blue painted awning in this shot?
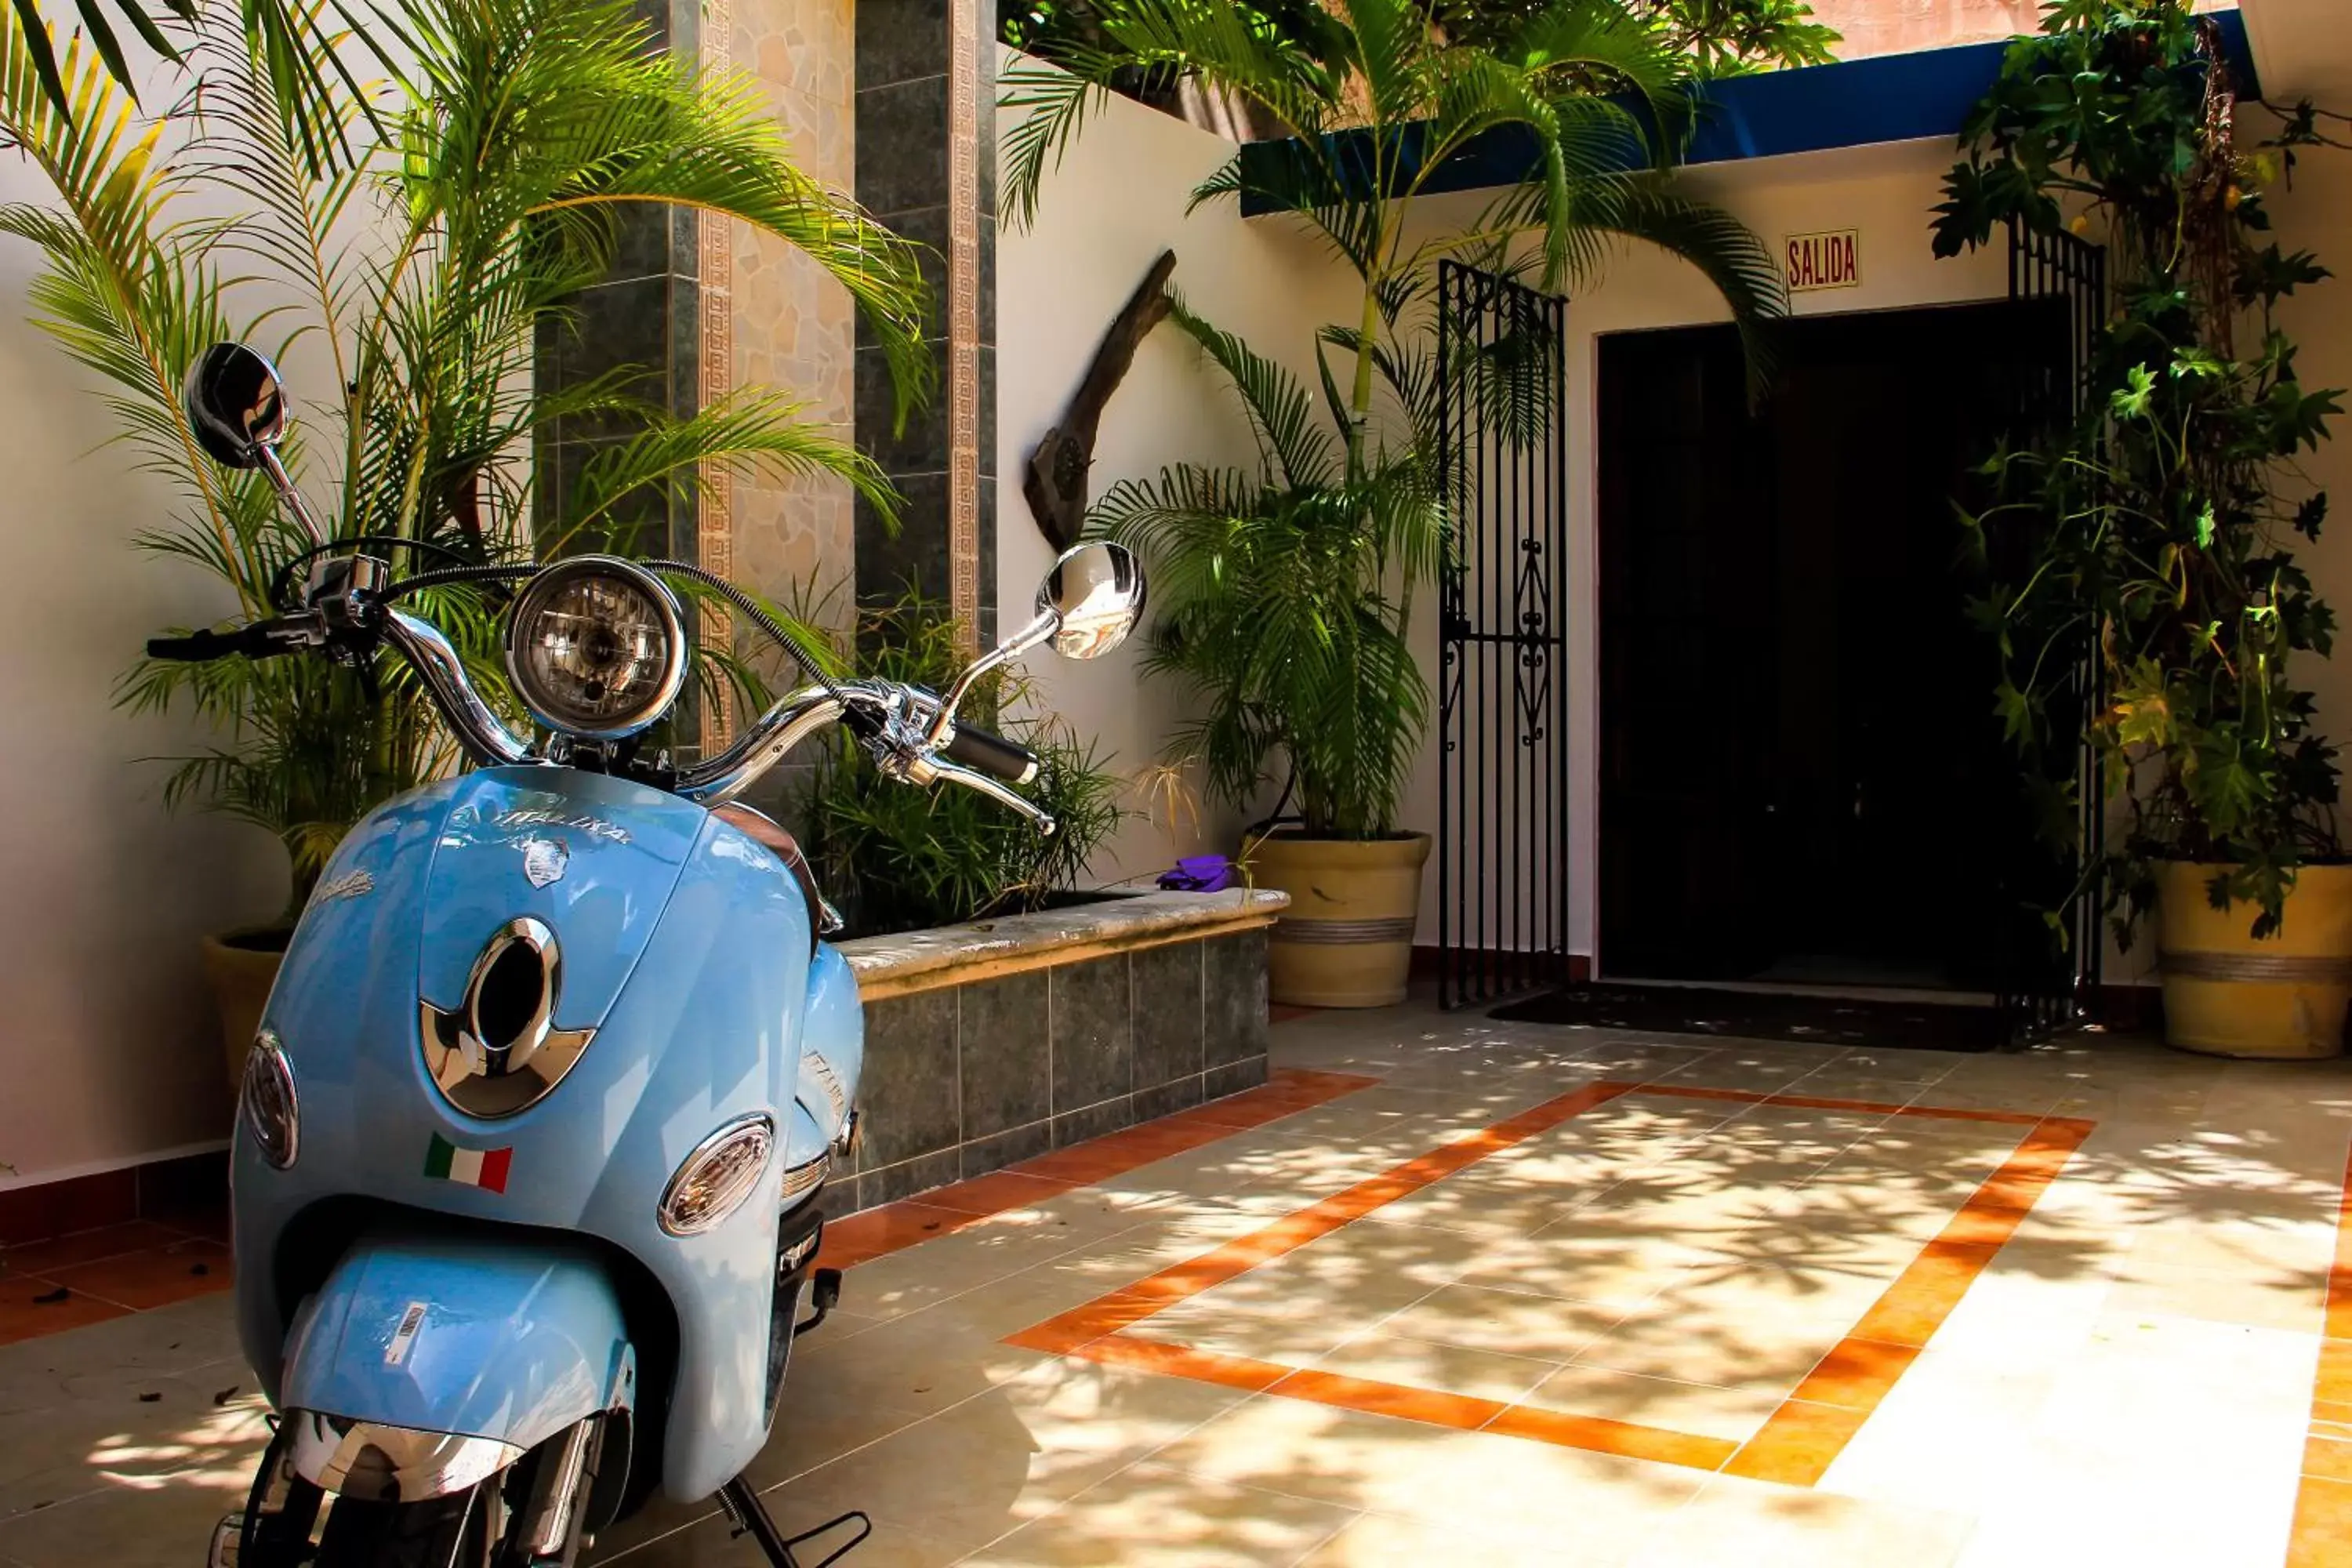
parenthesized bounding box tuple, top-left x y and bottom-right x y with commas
(1239, 9, 2258, 214)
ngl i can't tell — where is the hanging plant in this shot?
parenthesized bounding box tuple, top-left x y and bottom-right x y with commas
(1932, 0, 2350, 944)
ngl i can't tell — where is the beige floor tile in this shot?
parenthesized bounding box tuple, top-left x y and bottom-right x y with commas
(1137, 1295, 1367, 1364)
(1465, 1235, 1727, 1314)
(1630, 1475, 1975, 1568)
(2103, 1259, 2327, 1334)
(796, 1312, 1059, 1422)
(1374, 1282, 1626, 1361)
(1814, 1346, 2059, 1510)
(836, 1219, 1104, 1321)
(772, 1369, 1214, 1558)
(1519, 1363, 1788, 1443)
(1152, 1390, 1705, 1546)
(0, 1403, 261, 1568)
(1174, 1246, 1448, 1324)
(1269, 1214, 1501, 1292)
(1298, 1508, 1649, 1567)
(0, 1365, 264, 1520)
(1566, 1308, 1839, 1392)
(1311, 1333, 1559, 1404)
(961, 1461, 1358, 1566)
(593, 1506, 965, 1567)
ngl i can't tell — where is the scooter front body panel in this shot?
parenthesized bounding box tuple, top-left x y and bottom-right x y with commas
(238, 765, 835, 1501)
(281, 1231, 633, 1457)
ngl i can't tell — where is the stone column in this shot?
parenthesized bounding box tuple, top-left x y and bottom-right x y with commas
(534, 0, 708, 740)
(854, 0, 998, 648)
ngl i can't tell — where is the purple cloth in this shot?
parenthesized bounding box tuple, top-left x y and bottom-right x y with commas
(1157, 855, 1236, 892)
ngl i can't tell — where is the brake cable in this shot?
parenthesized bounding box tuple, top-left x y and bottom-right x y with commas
(639, 559, 855, 715)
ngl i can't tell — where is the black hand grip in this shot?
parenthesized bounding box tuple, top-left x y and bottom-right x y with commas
(942, 722, 1039, 785)
(146, 622, 298, 662)
(146, 628, 245, 662)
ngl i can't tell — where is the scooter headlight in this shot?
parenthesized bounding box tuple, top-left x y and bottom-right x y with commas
(505, 557, 686, 741)
(659, 1114, 774, 1236)
(241, 1029, 299, 1170)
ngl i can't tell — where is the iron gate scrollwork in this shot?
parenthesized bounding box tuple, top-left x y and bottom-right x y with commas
(1997, 220, 2109, 1042)
(1436, 260, 1570, 1009)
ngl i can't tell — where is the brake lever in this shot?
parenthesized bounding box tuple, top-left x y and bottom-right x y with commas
(923, 755, 1060, 837)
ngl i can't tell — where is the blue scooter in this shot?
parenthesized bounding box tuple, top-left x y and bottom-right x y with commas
(157, 343, 1145, 1568)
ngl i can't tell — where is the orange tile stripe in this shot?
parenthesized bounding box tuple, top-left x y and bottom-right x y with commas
(2285, 1139, 2352, 1567)
(817, 1069, 1381, 1271)
(1007, 1080, 1635, 1352)
(1006, 1076, 2096, 1486)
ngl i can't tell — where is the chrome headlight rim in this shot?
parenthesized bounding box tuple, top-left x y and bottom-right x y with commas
(657, 1112, 775, 1237)
(241, 1028, 299, 1170)
(503, 556, 687, 742)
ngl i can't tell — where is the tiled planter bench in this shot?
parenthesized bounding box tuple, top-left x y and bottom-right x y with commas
(834, 889, 1287, 1210)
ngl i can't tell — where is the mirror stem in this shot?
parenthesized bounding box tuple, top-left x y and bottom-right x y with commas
(256, 445, 328, 547)
(927, 608, 1058, 746)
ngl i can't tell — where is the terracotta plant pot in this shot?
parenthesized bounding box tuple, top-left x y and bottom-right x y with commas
(201, 926, 290, 1088)
(2158, 862, 2352, 1059)
(1249, 832, 1430, 1008)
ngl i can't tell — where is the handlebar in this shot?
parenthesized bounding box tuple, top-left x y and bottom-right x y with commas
(941, 722, 1040, 786)
(146, 619, 309, 662)
(165, 561, 1057, 829)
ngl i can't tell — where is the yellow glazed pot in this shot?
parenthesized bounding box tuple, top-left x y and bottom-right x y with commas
(201, 927, 288, 1089)
(2158, 862, 2352, 1059)
(1250, 832, 1430, 1008)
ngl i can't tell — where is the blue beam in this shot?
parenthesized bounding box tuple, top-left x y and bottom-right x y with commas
(1238, 9, 2258, 215)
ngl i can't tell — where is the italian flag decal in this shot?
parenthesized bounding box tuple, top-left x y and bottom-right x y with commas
(424, 1134, 512, 1193)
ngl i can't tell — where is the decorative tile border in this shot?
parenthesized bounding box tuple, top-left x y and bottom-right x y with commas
(1001, 1080, 2096, 1484)
(2287, 1142, 2352, 1566)
(816, 1069, 1379, 1269)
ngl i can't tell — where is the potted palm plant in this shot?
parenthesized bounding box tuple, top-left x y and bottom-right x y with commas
(1004, 0, 1788, 1004)
(1, 0, 927, 1080)
(1935, 2, 2350, 1057)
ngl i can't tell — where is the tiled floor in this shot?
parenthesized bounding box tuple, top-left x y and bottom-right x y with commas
(4, 1000, 2352, 1566)
(0, 1218, 230, 1346)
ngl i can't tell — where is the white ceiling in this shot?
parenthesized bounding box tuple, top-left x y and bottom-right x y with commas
(2241, 0, 2352, 103)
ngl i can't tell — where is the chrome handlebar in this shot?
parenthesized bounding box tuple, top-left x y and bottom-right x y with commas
(382, 609, 534, 768)
(270, 554, 1073, 833)
(674, 678, 1057, 833)
(366, 591, 1058, 830)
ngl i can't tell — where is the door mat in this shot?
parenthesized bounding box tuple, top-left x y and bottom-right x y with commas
(1487, 983, 2009, 1052)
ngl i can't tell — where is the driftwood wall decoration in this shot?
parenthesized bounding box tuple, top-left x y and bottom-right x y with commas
(1022, 249, 1178, 550)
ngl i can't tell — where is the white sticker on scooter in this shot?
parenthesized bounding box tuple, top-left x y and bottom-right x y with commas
(386, 1301, 428, 1366)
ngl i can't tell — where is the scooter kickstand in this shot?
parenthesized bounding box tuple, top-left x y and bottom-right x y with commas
(715, 1479, 872, 1568)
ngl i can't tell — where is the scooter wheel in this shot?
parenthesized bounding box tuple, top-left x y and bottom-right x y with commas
(312, 1486, 488, 1568)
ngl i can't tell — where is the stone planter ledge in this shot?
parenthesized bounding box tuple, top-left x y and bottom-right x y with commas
(832, 888, 1291, 1210)
(837, 888, 1290, 1002)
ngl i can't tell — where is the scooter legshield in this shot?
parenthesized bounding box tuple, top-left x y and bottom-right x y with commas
(279, 1231, 634, 1497)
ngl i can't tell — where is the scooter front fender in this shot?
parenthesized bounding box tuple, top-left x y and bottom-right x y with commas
(279, 1232, 634, 1497)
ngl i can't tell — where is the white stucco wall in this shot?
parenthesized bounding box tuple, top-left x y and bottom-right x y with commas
(0, 150, 286, 1185)
(995, 56, 1356, 887)
(1000, 101, 2352, 985)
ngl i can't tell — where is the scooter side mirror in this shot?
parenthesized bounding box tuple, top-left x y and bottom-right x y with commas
(186, 343, 291, 470)
(1033, 540, 1145, 661)
(924, 542, 1148, 750)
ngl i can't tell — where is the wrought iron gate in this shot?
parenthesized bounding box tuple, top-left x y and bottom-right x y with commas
(1436, 261, 1570, 1008)
(1996, 220, 2109, 1040)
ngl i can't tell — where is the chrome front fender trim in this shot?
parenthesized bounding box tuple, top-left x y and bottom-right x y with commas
(285, 1410, 523, 1502)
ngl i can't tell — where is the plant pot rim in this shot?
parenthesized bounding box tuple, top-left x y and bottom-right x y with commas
(1255, 829, 1432, 845)
(2159, 859, 2352, 876)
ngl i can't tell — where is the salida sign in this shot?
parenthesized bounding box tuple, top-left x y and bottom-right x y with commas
(1785, 229, 1860, 292)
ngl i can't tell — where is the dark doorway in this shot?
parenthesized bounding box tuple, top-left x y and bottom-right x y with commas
(1597, 301, 2063, 992)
